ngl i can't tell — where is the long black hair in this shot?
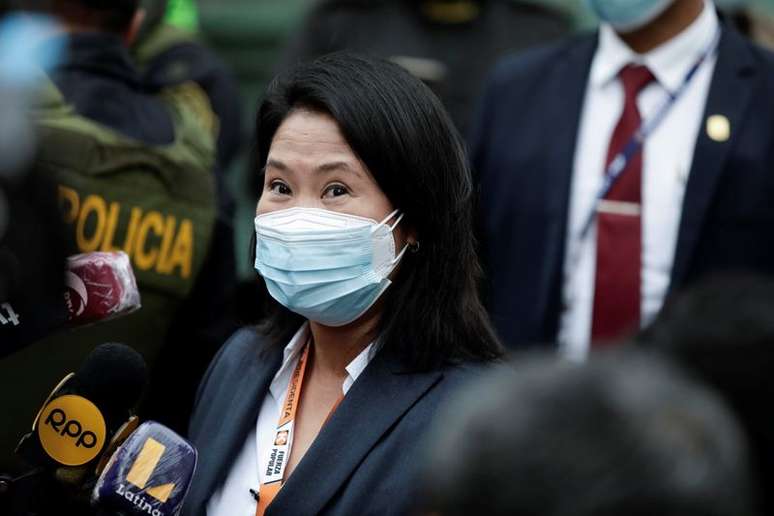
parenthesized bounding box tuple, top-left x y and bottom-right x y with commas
(254, 52, 502, 370)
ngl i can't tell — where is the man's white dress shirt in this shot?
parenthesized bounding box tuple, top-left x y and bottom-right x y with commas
(558, 1, 719, 360)
(206, 323, 375, 516)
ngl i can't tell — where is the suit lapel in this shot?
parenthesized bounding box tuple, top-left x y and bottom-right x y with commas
(266, 349, 443, 515)
(671, 26, 757, 287)
(192, 343, 284, 509)
(533, 35, 598, 338)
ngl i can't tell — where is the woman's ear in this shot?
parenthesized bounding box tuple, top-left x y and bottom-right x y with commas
(405, 226, 419, 253)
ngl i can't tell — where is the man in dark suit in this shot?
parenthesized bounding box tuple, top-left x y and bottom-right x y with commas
(472, 0, 774, 356)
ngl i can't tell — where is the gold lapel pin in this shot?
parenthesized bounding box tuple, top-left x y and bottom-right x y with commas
(706, 114, 730, 142)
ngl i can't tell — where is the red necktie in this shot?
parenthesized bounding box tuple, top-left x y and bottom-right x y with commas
(591, 64, 655, 345)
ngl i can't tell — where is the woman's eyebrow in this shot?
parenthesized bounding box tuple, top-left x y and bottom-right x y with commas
(266, 158, 289, 171)
(266, 158, 365, 179)
(317, 161, 364, 179)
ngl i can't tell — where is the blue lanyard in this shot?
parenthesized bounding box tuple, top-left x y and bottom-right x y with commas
(578, 28, 722, 240)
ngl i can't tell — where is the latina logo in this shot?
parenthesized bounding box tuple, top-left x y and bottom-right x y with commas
(114, 437, 176, 513)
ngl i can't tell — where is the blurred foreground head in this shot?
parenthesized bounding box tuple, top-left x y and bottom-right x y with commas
(0, 11, 68, 305)
(642, 274, 774, 514)
(420, 351, 754, 516)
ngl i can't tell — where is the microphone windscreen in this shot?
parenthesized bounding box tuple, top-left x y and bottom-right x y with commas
(64, 251, 141, 327)
(93, 421, 198, 516)
(15, 343, 148, 471)
(71, 343, 148, 425)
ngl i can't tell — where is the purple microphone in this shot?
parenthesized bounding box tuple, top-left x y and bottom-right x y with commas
(92, 421, 197, 516)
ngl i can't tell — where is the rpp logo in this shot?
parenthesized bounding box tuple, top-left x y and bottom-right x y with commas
(37, 395, 107, 466)
(44, 408, 99, 448)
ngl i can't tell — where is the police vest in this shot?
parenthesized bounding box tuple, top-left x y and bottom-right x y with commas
(31, 79, 217, 299)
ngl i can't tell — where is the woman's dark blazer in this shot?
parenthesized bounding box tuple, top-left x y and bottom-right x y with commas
(181, 327, 489, 516)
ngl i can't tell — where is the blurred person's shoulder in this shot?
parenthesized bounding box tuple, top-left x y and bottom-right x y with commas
(737, 26, 774, 73)
(486, 31, 597, 93)
(135, 25, 235, 89)
(709, 24, 774, 113)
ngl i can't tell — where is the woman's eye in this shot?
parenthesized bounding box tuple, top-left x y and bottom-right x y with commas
(323, 184, 349, 198)
(268, 180, 291, 195)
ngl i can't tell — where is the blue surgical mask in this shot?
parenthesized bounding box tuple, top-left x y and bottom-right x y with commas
(254, 207, 407, 327)
(586, 0, 674, 32)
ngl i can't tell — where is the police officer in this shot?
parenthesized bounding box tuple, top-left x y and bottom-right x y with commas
(0, 0, 218, 475)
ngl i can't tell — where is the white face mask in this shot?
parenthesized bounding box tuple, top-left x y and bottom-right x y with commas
(254, 207, 407, 326)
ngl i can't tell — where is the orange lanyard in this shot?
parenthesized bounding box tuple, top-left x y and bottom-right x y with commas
(255, 342, 343, 515)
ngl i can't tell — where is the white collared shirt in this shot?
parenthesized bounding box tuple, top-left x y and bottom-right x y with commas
(558, 1, 719, 360)
(206, 323, 376, 516)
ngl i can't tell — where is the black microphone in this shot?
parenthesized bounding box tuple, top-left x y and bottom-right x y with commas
(5, 343, 148, 514)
